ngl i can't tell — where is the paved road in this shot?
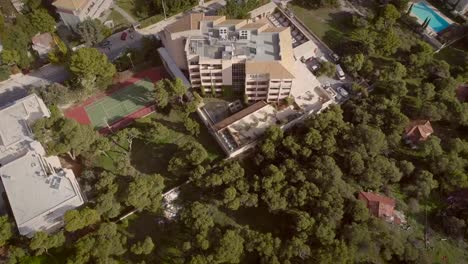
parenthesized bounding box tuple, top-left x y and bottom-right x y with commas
(0, 64, 69, 107)
(0, 0, 228, 108)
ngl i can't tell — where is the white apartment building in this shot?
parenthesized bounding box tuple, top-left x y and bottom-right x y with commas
(52, 0, 113, 28)
(0, 94, 84, 237)
(160, 13, 296, 103)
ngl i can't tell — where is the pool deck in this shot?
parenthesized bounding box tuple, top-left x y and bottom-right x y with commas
(410, 0, 455, 36)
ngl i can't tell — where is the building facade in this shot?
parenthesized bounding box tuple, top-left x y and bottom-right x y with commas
(160, 13, 296, 103)
(52, 0, 113, 28)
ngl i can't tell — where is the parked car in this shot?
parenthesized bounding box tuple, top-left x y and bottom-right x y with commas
(120, 31, 128, 41)
(336, 64, 345, 80)
(310, 64, 320, 72)
(331, 53, 340, 62)
(336, 87, 349, 97)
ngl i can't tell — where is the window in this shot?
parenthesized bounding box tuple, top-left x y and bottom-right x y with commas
(239, 30, 248, 40)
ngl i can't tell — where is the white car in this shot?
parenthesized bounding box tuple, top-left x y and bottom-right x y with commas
(336, 64, 345, 80)
(336, 87, 349, 97)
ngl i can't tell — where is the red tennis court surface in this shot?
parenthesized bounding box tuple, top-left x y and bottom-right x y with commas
(64, 67, 167, 134)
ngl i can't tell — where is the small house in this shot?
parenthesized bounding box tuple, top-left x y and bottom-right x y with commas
(358, 191, 406, 225)
(404, 120, 434, 145)
(31, 33, 56, 59)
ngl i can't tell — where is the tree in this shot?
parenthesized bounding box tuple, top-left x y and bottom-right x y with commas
(184, 117, 200, 136)
(48, 35, 68, 64)
(1, 50, 20, 65)
(342, 53, 365, 76)
(181, 202, 215, 249)
(381, 4, 400, 26)
(7, 247, 28, 264)
(131, 237, 155, 255)
(64, 207, 100, 232)
(30, 9, 56, 33)
(127, 173, 165, 212)
(213, 229, 245, 263)
(406, 170, 438, 198)
(0, 216, 13, 247)
(68, 48, 116, 91)
(443, 216, 466, 240)
(35, 83, 70, 106)
(76, 19, 107, 47)
(317, 61, 336, 77)
(33, 114, 98, 159)
(168, 78, 187, 99)
(70, 223, 127, 263)
(30, 231, 65, 255)
(375, 29, 400, 56)
(168, 141, 208, 174)
(0, 65, 10, 82)
(154, 80, 169, 108)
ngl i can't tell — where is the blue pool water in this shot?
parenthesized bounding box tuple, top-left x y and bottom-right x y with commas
(411, 2, 451, 33)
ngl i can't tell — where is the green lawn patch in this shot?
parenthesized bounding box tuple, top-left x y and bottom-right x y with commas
(109, 9, 131, 30)
(288, 2, 353, 49)
(116, 0, 139, 20)
(140, 14, 165, 28)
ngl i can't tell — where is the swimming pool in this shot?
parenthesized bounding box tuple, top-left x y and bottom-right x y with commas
(410, 2, 451, 33)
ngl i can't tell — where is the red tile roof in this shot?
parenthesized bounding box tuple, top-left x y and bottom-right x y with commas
(404, 120, 434, 143)
(359, 191, 396, 207)
(456, 85, 468, 102)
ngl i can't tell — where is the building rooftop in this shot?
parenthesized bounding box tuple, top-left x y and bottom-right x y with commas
(359, 191, 396, 207)
(32, 33, 55, 52)
(177, 14, 294, 77)
(404, 120, 434, 143)
(0, 94, 83, 237)
(52, 0, 88, 11)
(0, 151, 83, 236)
(0, 94, 49, 151)
(214, 101, 268, 131)
(213, 101, 300, 148)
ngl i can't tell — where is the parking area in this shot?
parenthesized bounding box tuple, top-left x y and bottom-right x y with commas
(267, 9, 353, 104)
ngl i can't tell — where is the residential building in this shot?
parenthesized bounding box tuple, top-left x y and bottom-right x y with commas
(32, 33, 56, 59)
(358, 191, 406, 225)
(52, 0, 113, 28)
(0, 94, 84, 237)
(160, 13, 296, 103)
(448, 0, 468, 14)
(404, 120, 434, 144)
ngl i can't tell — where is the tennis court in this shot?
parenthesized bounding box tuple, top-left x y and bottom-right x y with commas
(64, 67, 167, 133)
(85, 79, 154, 129)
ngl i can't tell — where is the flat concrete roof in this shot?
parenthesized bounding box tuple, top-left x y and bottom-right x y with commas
(225, 103, 297, 146)
(0, 151, 83, 236)
(0, 94, 49, 148)
(0, 94, 83, 237)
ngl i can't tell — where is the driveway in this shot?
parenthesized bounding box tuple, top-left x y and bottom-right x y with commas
(0, 64, 69, 107)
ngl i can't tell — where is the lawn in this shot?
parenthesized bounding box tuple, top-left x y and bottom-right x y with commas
(108, 9, 131, 30)
(116, 0, 139, 20)
(288, 2, 353, 49)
